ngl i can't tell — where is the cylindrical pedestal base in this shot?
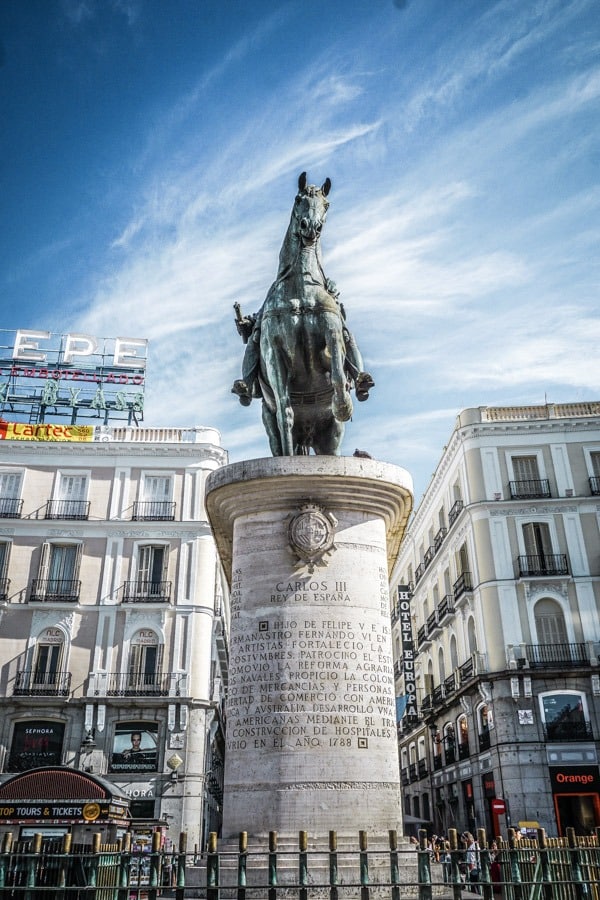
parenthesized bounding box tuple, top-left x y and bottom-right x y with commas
(206, 456, 413, 839)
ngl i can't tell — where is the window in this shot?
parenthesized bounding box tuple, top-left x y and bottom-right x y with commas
(540, 691, 590, 741)
(510, 455, 550, 499)
(588, 451, 600, 495)
(123, 544, 171, 602)
(31, 543, 82, 602)
(0, 470, 23, 518)
(133, 475, 175, 520)
(128, 630, 164, 693)
(534, 598, 567, 644)
(47, 473, 89, 519)
(519, 523, 568, 576)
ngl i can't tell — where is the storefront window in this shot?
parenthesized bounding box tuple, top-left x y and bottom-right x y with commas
(541, 691, 587, 740)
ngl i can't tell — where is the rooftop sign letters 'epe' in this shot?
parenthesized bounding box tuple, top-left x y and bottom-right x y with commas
(0, 329, 148, 425)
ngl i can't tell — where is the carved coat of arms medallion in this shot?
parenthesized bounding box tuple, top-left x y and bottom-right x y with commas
(288, 503, 337, 572)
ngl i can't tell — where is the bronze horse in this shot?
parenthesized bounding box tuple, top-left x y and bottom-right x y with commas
(232, 172, 373, 456)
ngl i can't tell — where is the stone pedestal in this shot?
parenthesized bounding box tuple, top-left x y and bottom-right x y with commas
(206, 456, 413, 840)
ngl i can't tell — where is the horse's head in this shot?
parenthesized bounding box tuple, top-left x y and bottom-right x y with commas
(293, 171, 331, 245)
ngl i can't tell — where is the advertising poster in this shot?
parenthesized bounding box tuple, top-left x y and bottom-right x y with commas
(7, 721, 65, 771)
(110, 722, 158, 773)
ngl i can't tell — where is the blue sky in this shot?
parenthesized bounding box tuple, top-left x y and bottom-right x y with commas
(1, 0, 599, 501)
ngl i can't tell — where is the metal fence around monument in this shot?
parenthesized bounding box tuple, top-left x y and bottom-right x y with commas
(0, 826, 599, 898)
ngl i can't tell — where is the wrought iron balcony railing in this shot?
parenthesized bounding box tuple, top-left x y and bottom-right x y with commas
(478, 730, 492, 751)
(444, 673, 457, 697)
(459, 656, 475, 681)
(525, 642, 589, 668)
(518, 554, 569, 577)
(104, 671, 186, 697)
(424, 546, 435, 568)
(415, 562, 425, 584)
(448, 499, 463, 527)
(122, 580, 172, 603)
(458, 739, 470, 760)
(437, 593, 455, 620)
(45, 499, 90, 520)
(432, 684, 445, 706)
(0, 577, 10, 601)
(590, 476, 600, 496)
(434, 527, 447, 552)
(427, 610, 438, 632)
(29, 578, 81, 602)
(444, 745, 456, 765)
(0, 497, 23, 518)
(509, 478, 551, 500)
(417, 624, 429, 648)
(14, 670, 72, 696)
(401, 768, 410, 786)
(433, 754, 443, 771)
(132, 501, 176, 521)
(453, 571, 472, 598)
(408, 763, 418, 782)
(417, 758, 428, 779)
(544, 720, 593, 742)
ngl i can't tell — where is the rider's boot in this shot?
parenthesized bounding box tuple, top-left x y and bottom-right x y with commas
(232, 379, 252, 406)
(355, 372, 375, 401)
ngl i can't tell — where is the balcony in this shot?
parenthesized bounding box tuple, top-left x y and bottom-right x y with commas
(437, 593, 455, 621)
(458, 740, 470, 760)
(444, 744, 456, 765)
(434, 527, 447, 552)
(525, 642, 589, 669)
(14, 670, 72, 697)
(122, 580, 172, 603)
(421, 693, 433, 712)
(45, 499, 90, 520)
(432, 684, 445, 707)
(543, 720, 593, 742)
(448, 500, 463, 527)
(590, 476, 600, 496)
(104, 672, 186, 697)
(478, 730, 491, 751)
(433, 754, 443, 771)
(418, 758, 428, 779)
(417, 624, 429, 649)
(132, 501, 176, 521)
(409, 762, 418, 782)
(0, 577, 10, 601)
(509, 479, 551, 500)
(453, 571, 472, 599)
(401, 768, 410, 787)
(415, 562, 425, 584)
(518, 554, 569, 577)
(459, 656, 475, 682)
(30, 578, 81, 603)
(444, 673, 457, 698)
(424, 546, 435, 568)
(0, 497, 23, 518)
(427, 610, 438, 632)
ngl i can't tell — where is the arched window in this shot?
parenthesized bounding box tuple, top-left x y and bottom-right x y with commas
(438, 647, 446, 683)
(458, 715, 469, 758)
(534, 598, 567, 644)
(450, 634, 458, 671)
(467, 617, 477, 655)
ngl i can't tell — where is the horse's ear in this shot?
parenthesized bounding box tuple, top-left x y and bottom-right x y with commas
(322, 177, 331, 196)
(298, 172, 307, 192)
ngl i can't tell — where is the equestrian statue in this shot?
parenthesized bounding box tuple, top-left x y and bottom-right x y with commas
(232, 172, 374, 456)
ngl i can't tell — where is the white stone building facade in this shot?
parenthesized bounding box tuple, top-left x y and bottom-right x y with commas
(392, 402, 600, 839)
(0, 424, 229, 850)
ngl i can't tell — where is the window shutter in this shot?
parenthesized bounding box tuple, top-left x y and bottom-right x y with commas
(38, 542, 50, 581)
(0, 472, 21, 498)
(60, 474, 87, 501)
(160, 545, 170, 583)
(513, 456, 539, 480)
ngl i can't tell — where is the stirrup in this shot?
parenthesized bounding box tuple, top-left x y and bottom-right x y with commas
(232, 380, 252, 406)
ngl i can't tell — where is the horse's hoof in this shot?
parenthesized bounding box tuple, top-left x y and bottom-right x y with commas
(232, 380, 252, 405)
(356, 372, 374, 402)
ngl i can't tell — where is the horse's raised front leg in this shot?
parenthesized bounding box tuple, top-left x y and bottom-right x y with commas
(326, 318, 353, 423)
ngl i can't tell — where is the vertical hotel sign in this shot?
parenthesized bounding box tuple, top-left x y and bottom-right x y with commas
(398, 585, 418, 720)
